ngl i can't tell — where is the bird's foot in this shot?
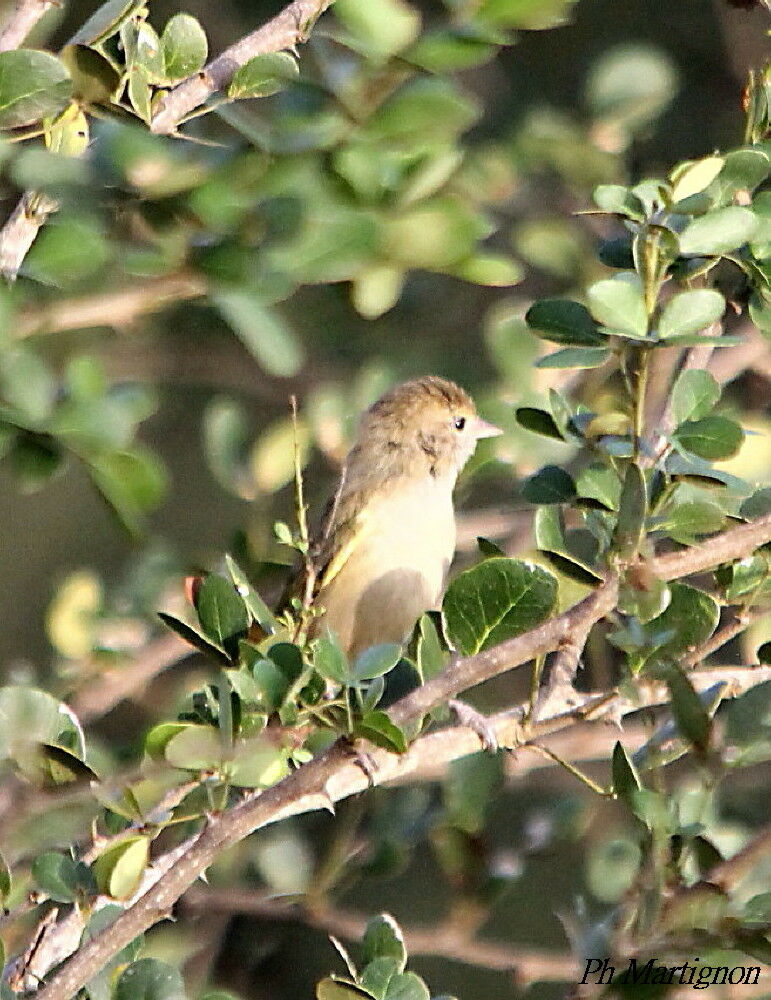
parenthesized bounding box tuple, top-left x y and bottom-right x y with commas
(345, 741, 379, 786)
(448, 699, 498, 752)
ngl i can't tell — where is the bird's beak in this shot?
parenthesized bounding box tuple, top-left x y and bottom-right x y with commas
(472, 416, 504, 439)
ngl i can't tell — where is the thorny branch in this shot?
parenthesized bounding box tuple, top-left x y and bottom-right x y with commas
(21, 513, 771, 1000)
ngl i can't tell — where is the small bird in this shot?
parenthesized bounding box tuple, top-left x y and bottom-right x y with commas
(302, 376, 502, 659)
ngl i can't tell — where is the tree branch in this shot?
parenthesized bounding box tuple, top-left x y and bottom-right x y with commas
(15, 273, 208, 338)
(0, 0, 54, 51)
(181, 888, 577, 981)
(26, 514, 771, 1000)
(0, 190, 59, 282)
(150, 0, 335, 135)
(69, 634, 189, 722)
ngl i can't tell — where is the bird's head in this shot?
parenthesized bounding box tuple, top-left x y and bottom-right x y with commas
(356, 376, 502, 482)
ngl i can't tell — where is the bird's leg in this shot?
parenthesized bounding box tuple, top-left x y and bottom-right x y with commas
(345, 739, 379, 786)
(448, 699, 498, 752)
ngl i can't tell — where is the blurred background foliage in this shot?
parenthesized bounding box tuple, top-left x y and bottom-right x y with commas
(1, 0, 771, 997)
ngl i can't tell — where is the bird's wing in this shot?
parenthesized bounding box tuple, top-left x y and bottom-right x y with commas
(316, 504, 373, 592)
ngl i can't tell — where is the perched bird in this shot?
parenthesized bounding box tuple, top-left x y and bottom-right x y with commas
(302, 376, 502, 659)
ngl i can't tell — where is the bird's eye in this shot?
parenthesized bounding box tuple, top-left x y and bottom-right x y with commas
(454, 416, 466, 430)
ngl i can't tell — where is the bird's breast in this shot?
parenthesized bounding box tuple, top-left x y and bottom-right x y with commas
(315, 477, 456, 658)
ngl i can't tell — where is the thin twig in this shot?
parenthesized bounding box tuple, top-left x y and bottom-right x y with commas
(150, 0, 335, 135)
(15, 273, 208, 337)
(181, 888, 577, 981)
(69, 634, 189, 722)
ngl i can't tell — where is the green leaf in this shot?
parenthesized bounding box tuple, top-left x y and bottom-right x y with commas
(0, 347, 55, 424)
(670, 155, 724, 203)
(315, 632, 351, 684)
(70, 0, 145, 45)
(88, 447, 166, 533)
(114, 959, 186, 1000)
(364, 78, 479, 148)
(613, 462, 647, 556)
(585, 44, 677, 132)
(0, 50, 71, 129)
(161, 14, 208, 82)
(195, 574, 249, 658)
(665, 452, 748, 492)
(477, 0, 579, 30)
(0, 849, 10, 905)
(678, 206, 759, 256)
(228, 737, 289, 788)
(351, 265, 404, 319)
(157, 612, 230, 665)
(355, 711, 408, 753)
(228, 53, 299, 99)
(40, 743, 99, 784)
(383, 972, 429, 1000)
(335, 0, 421, 62)
(660, 500, 724, 543)
(576, 464, 621, 511)
(144, 721, 189, 761)
(362, 914, 407, 972)
(360, 958, 401, 999)
(383, 196, 487, 269)
(515, 407, 564, 441)
(725, 679, 771, 760)
(592, 184, 644, 219)
(674, 415, 744, 461)
(203, 398, 254, 500)
(127, 66, 151, 123)
(214, 290, 304, 377)
(353, 644, 402, 681)
(248, 655, 290, 712)
(416, 614, 446, 683)
(0, 685, 84, 759)
(445, 751, 504, 834)
(744, 892, 771, 925)
(740, 487, 771, 520)
(658, 289, 725, 339)
(535, 346, 611, 369)
(586, 274, 648, 339)
(60, 45, 120, 104)
(163, 724, 221, 770)
(316, 981, 373, 1000)
(525, 298, 606, 346)
(671, 369, 721, 424)
(93, 836, 149, 900)
(657, 664, 711, 753)
(522, 465, 576, 504)
(451, 253, 523, 286)
(225, 555, 276, 634)
(407, 30, 497, 73)
(442, 557, 557, 656)
(645, 583, 719, 661)
(32, 851, 96, 903)
(586, 837, 641, 903)
(612, 741, 641, 802)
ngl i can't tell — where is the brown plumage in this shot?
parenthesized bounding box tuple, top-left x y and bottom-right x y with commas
(294, 376, 501, 659)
